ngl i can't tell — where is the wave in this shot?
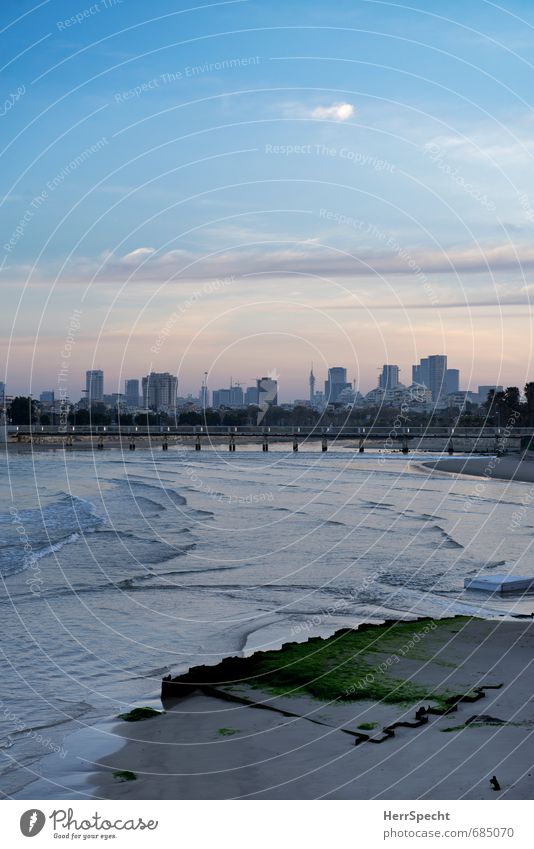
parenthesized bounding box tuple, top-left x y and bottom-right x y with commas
(0, 495, 103, 578)
(432, 525, 464, 549)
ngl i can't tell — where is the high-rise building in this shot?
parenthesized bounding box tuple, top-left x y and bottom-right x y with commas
(412, 356, 447, 400)
(212, 385, 244, 408)
(445, 369, 460, 395)
(125, 379, 140, 407)
(379, 364, 400, 390)
(324, 367, 350, 403)
(427, 355, 447, 400)
(412, 358, 429, 388)
(0, 382, 6, 402)
(40, 391, 55, 404)
(245, 386, 259, 406)
(142, 372, 178, 411)
(309, 365, 315, 403)
(86, 370, 104, 403)
(257, 376, 278, 408)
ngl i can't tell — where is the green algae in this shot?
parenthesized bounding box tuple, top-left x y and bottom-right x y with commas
(118, 706, 161, 722)
(113, 770, 137, 781)
(242, 617, 468, 706)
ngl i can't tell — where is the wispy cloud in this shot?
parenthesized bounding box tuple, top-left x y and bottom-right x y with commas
(280, 100, 355, 121)
(310, 102, 355, 121)
(6, 240, 534, 285)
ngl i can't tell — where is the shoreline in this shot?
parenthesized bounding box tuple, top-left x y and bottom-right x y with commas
(422, 453, 534, 484)
(90, 616, 534, 800)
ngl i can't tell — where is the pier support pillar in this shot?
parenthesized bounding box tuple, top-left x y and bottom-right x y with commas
(322, 437, 328, 452)
(97, 440, 104, 451)
(401, 436, 409, 454)
(293, 438, 298, 452)
(447, 440, 454, 455)
(195, 435, 201, 451)
(229, 435, 236, 452)
(162, 438, 168, 451)
(262, 437, 268, 452)
(359, 438, 364, 453)
(129, 440, 136, 451)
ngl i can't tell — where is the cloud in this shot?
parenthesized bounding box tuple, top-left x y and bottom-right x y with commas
(279, 100, 355, 121)
(310, 102, 355, 121)
(7, 241, 534, 287)
(91, 242, 534, 280)
(122, 247, 156, 264)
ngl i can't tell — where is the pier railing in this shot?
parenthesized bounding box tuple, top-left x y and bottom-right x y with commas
(4, 425, 534, 437)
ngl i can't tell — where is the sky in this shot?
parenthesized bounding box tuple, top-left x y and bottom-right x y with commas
(2, 0, 534, 400)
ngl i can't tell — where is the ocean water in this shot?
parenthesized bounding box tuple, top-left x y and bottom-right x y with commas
(1, 444, 534, 797)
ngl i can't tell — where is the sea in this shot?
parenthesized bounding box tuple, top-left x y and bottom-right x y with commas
(1, 443, 534, 798)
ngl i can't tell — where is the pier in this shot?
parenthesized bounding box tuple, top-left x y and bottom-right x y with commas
(2, 424, 529, 454)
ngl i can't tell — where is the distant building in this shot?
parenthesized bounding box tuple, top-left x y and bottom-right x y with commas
(257, 376, 278, 408)
(0, 382, 4, 402)
(125, 379, 140, 407)
(478, 385, 503, 405)
(40, 390, 55, 404)
(245, 385, 259, 406)
(412, 355, 447, 400)
(324, 367, 351, 403)
(427, 355, 447, 401)
(309, 366, 316, 403)
(212, 385, 244, 408)
(379, 364, 400, 390)
(142, 372, 178, 411)
(103, 393, 126, 407)
(445, 369, 460, 395)
(86, 370, 104, 403)
(412, 357, 429, 388)
(199, 384, 210, 410)
(447, 391, 471, 409)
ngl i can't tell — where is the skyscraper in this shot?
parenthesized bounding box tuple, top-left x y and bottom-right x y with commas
(142, 372, 178, 411)
(86, 370, 104, 403)
(445, 369, 459, 395)
(257, 376, 278, 407)
(40, 391, 55, 404)
(309, 365, 315, 403)
(379, 364, 400, 390)
(324, 367, 350, 403)
(245, 386, 259, 406)
(427, 355, 447, 401)
(412, 358, 430, 388)
(125, 379, 140, 407)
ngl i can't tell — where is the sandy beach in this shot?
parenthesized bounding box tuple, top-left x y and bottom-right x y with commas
(422, 454, 534, 484)
(94, 617, 534, 800)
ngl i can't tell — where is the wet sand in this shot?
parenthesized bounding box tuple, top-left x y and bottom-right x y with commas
(422, 454, 534, 484)
(94, 617, 534, 800)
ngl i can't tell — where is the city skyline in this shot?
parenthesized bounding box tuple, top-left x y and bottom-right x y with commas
(8, 351, 512, 407)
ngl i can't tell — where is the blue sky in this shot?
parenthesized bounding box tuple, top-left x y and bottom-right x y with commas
(3, 0, 534, 398)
